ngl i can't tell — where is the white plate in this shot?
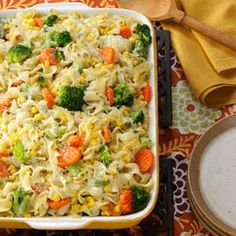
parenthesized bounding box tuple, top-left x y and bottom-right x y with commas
(188, 114, 236, 235)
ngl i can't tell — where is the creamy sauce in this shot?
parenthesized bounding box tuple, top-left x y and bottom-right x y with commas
(200, 127, 236, 229)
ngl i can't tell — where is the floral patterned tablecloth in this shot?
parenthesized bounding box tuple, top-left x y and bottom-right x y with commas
(1, 0, 233, 235)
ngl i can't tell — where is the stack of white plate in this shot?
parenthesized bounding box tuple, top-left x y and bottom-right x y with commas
(187, 114, 236, 236)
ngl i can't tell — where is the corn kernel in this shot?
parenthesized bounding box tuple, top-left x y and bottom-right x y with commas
(114, 205, 121, 213)
(86, 196, 95, 208)
(129, 36, 137, 44)
(110, 167, 117, 175)
(24, 213, 32, 218)
(104, 185, 112, 193)
(23, 13, 33, 19)
(95, 63, 103, 69)
(86, 33, 95, 42)
(31, 107, 38, 115)
(44, 60, 50, 68)
(101, 210, 111, 216)
(123, 154, 130, 163)
(123, 52, 129, 58)
(0, 141, 9, 150)
(80, 75, 86, 84)
(51, 193, 61, 202)
(116, 119, 122, 126)
(8, 165, 17, 174)
(80, 113, 85, 119)
(34, 114, 45, 121)
(61, 114, 67, 123)
(30, 150, 37, 157)
(124, 111, 129, 117)
(73, 203, 81, 212)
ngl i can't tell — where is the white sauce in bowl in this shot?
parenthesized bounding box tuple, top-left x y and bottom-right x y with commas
(200, 127, 236, 229)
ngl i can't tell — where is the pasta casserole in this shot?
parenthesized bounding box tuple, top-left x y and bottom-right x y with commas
(0, 10, 154, 217)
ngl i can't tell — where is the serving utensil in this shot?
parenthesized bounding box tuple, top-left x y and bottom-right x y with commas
(119, 0, 236, 50)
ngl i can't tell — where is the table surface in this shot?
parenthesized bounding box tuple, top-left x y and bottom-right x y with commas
(1, 0, 231, 235)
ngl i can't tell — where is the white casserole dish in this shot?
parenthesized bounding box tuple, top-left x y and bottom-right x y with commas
(0, 2, 159, 230)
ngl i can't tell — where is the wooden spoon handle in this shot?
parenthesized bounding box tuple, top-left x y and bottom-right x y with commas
(179, 14, 236, 51)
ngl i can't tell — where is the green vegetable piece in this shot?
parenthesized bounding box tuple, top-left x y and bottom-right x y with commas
(55, 49, 65, 61)
(114, 83, 134, 107)
(54, 31, 72, 47)
(100, 145, 112, 166)
(12, 187, 30, 216)
(134, 23, 152, 46)
(12, 142, 29, 164)
(7, 45, 32, 63)
(55, 126, 67, 137)
(57, 85, 86, 111)
(66, 161, 82, 176)
(131, 111, 144, 124)
(44, 15, 58, 27)
(141, 137, 152, 149)
(135, 40, 147, 59)
(132, 186, 150, 213)
(20, 83, 29, 92)
(45, 31, 58, 48)
(37, 76, 47, 87)
(95, 179, 110, 187)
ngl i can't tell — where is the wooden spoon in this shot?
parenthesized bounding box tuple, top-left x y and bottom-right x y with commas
(119, 0, 236, 51)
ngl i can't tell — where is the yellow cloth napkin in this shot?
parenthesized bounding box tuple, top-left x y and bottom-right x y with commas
(161, 0, 236, 106)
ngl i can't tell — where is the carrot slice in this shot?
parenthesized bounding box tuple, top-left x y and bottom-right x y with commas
(142, 84, 152, 104)
(67, 135, 83, 147)
(48, 198, 71, 209)
(120, 26, 132, 38)
(40, 48, 58, 65)
(35, 18, 44, 28)
(0, 151, 8, 158)
(11, 79, 25, 87)
(134, 149, 154, 173)
(0, 94, 11, 112)
(57, 146, 82, 167)
(105, 86, 114, 106)
(103, 123, 111, 144)
(101, 47, 115, 65)
(0, 160, 9, 177)
(120, 190, 132, 214)
(42, 87, 54, 108)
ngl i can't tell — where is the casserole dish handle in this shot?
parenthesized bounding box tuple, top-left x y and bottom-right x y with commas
(31, 2, 90, 11)
(25, 218, 91, 230)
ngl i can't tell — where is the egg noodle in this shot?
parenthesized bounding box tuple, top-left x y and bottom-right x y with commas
(0, 10, 153, 217)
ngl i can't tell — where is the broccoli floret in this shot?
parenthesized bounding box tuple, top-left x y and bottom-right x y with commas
(134, 24, 152, 58)
(54, 31, 72, 47)
(114, 83, 134, 107)
(37, 76, 47, 87)
(12, 141, 29, 164)
(12, 187, 30, 216)
(134, 23, 152, 46)
(135, 40, 147, 58)
(131, 111, 144, 124)
(100, 145, 112, 166)
(55, 49, 65, 61)
(46, 30, 72, 47)
(57, 85, 86, 111)
(7, 45, 32, 63)
(44, 15, 58, 27)
(132, 186, 150, 213)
